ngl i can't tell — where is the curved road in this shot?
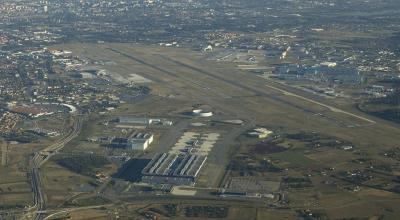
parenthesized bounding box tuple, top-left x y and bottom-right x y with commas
(22, 115, 83, 220)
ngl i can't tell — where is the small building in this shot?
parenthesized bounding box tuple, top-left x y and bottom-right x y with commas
(248, 128, 273, 138)
(342, 145, 353, 150)
(320, 62, 337, 67)
(203, 45, 213, 52)
(192, 109, 213, 117)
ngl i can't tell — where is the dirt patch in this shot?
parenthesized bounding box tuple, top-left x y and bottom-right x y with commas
(252, 141, 287, 154)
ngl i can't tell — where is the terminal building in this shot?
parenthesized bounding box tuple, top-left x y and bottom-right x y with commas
(141, 153, 207, 186)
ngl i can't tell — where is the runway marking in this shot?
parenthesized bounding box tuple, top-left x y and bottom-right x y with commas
(107, 48, 231, 98)
(108, 49, 375, 125)
(265, 84, 376, 124)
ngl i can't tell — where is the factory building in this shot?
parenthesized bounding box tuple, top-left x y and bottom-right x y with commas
(141, 153, 207, 186)
(130, 133, 154, 150)
(110, 133, 153, 150)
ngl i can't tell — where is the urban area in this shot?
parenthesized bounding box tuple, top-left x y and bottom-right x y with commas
(1, 0, 400, 220)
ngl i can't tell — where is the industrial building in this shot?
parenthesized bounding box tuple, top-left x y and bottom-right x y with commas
(118, 116, 173, 126)
(192, 109, 213, 117)
(110, 133, 153, 150)
(247, 127, 273, 139)
(130, 133, 154, 150)
(118, 116, 151, 125)
(141, 153, 207, 186)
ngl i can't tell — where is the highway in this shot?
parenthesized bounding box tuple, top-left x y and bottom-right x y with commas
(22, 115, 83, 220)
(10, 192, 269, 219)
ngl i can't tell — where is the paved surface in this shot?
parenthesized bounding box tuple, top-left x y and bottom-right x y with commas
(13, 44, 400, 219)
(22, 115, 83, 220)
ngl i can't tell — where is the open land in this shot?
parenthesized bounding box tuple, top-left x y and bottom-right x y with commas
(21, 42, 398, 220)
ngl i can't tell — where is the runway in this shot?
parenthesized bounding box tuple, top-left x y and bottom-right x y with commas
(264, 84, 376, 124)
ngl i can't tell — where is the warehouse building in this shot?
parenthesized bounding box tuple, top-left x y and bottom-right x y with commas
(141, 153, 207, 186)
(110, 133, 153, 150)
(118, 116, 151, 125)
